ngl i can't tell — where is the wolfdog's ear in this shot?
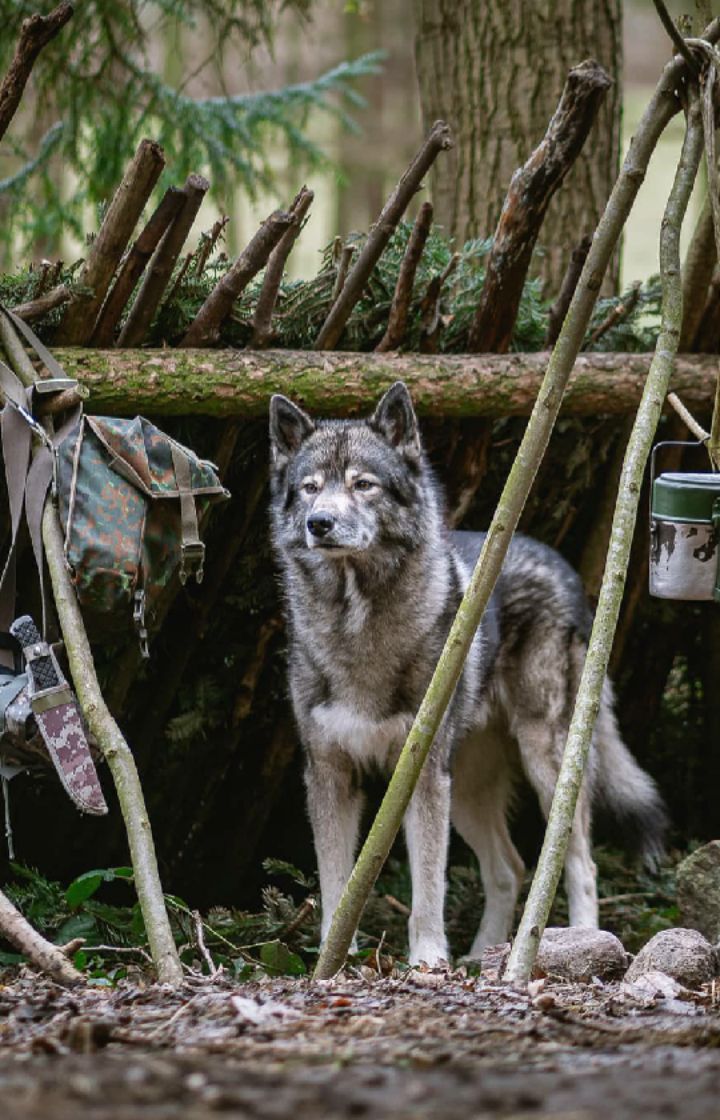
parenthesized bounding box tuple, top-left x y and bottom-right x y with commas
(369, 381, 420, 457)
(269, 395, 315, 465)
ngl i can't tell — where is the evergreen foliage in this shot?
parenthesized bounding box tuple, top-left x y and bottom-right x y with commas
(0, 1, 381, 257)
(0, 220, 663, 354)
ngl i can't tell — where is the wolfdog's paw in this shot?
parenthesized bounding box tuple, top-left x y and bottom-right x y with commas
(408, 940, 450, 969)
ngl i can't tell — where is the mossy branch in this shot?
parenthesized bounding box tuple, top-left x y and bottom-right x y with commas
(506, 90, 705, 985)
(312, 39, 701, 982)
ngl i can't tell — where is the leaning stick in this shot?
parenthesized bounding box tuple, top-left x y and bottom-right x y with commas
(376, 201, 433, 352)
(0, 317, 183, 988)
(545, 236, 592, 347)
(506, 87, 705, 986)
(250, 186, 314, 349)
(0, 888, 82, 986)
(586, 281, 642, 347)
(90, 186, 186, 346)
(312, 37, 708, 981)
(55, 139, 165, 345)
(469, 60, 611, 353)
(0, 2, 73, 143)
(181, 208, 293, 347)
(118, 174, 209, 347)
(315, 121, 453, 350)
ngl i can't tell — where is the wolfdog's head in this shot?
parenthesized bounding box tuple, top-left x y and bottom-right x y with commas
(269, 382, 440, 562)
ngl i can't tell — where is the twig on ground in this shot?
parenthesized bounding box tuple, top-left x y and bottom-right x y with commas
(0, 888, 82, 986)
(192, 910, 218, 976)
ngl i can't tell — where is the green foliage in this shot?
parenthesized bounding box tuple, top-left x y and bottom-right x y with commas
(0, 1, 381, 257)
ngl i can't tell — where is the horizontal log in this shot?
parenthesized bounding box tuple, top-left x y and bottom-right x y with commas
(54, 348, 720, 419)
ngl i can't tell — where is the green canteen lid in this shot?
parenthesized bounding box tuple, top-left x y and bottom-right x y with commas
(652, 472, 720, 523)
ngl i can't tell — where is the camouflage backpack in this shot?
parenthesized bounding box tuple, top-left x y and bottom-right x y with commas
(0, 307, 229, 656)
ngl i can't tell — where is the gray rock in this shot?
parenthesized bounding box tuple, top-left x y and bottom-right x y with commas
(531, 927, 629, 982)
(625, 928, 718, 989)
(676, 841, 720, 943)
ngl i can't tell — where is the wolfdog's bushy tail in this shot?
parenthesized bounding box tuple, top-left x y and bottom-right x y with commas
(592, 678, 668, 868)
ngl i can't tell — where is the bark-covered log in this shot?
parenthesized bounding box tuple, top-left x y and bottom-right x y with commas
(54, 347, 720, 418)
(55, 140, 166, 345)
(469, 60, 611, 353)
(11, 284, 70, 323)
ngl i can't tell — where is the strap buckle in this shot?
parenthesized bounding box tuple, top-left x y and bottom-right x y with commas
(133, 589, 149, 659)
(179, 540, 205, 585)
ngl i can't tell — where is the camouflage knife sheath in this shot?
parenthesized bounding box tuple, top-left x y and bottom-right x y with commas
(9, 616, 107, 816)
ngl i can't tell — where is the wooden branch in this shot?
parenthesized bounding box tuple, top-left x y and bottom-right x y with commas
(194, 215, 229, 277)
(680, 195, 716, 349)
(90, 186, 185, 347)
(667, 390, 710, 441)
(545, 236, 592, 347)
(331, 242, 355, 301)
(376, 201, 433, 352)
(315, 121, 453, 350)
(586, 281, 642, 346)
(118, 173, 209, 347)
(251, 186, 314, 349)
(54, 347, 720, 418)
(181, 208, 293, 347)
(690, 267, 720, 351)
(0, 315, 183, 988)
(506, 85, 705, 987)
(0, 2, 73, 143)
(43, 507, 184, 986)
(0, 888, 82, 986)
(419, 252, 459, 352)
(469, 60, 611, 354)
(11, 284, 69, 323)
(55, 139, 165, 345)
(313, 33, 697, 982)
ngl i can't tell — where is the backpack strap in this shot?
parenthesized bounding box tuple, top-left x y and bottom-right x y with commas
(170, 443, 205, 584)
(0, 307, 82, 646)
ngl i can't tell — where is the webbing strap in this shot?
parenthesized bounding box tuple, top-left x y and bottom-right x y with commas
(0, 392, 33, 665)
(170, 443, 205, 583)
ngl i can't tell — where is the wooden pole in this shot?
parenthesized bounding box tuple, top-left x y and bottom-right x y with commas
(506, 87, 705, 986)
(312, 39, 704, 981)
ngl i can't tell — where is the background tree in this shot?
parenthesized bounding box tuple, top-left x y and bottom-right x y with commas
(412, 0, 622, 292)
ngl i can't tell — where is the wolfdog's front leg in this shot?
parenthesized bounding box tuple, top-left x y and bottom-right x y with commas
(304, 748, 364, 946)
(403, 762, 451, 966)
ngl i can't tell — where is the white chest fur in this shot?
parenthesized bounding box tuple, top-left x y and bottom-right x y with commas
(310, 702, 413, 769)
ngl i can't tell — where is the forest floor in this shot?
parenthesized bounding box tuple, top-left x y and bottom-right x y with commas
(1, 962, 719, 1120)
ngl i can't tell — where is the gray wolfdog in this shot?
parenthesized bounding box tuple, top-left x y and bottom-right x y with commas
(269, 382, 666, 966)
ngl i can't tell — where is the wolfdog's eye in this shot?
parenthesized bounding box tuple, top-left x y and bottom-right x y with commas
(353, 478, 376, 492)
(301, 480, 319, 495)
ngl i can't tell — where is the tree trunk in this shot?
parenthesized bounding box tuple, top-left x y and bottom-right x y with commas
(412, 0, 622, 294)
(55, 347, 719, 418)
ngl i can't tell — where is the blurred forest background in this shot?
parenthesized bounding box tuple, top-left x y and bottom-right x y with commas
(0, 0, 717, 936)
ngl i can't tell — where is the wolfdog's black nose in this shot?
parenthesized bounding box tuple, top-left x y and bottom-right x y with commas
(307, 513, 335, 538)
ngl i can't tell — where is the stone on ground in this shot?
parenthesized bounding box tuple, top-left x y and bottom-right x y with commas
(531, 927, 629, 982)
(625, 927, 718, 989)
(676, 841, 720, 943)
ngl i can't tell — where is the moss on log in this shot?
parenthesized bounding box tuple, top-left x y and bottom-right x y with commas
(55, 348, 718, 418)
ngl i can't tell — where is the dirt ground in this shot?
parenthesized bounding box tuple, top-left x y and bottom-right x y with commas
(2, 965, 720, 1120)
